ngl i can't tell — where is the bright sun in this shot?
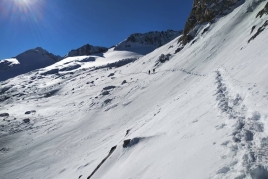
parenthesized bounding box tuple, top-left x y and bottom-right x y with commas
(0, 0, 44, 23)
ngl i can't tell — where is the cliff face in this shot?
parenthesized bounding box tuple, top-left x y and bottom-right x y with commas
(180, 0, 243, 45)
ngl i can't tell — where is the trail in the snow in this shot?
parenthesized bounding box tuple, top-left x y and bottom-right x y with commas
(119, 67, 206, 77)
(214, 70, 268, 179)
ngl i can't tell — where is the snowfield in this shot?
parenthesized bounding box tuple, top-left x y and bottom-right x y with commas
(1, 1, 268, 179)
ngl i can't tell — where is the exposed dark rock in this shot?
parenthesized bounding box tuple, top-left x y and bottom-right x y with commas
(103, 99, 112, 105)
(108, 73, 115, 77)
(101, 91, 110, 96)
(87, 81, 94, 84)
(201, 26, 210, 35)
(125, 129, 131, 136)
(0, 148, 10, 152)
(123, 138, 140, 148)
(103, 86, 116, 91)
(25, 110, 36, 115)
(0, 113, 9, 117)
(248, 21, 268, 43)
(25, 111, 31, 115)
(155, 54, 171, 66)
(179, 0, 244, 45)
(40, 69, 59, 76)
(23, 118, 30, 123)
(123, 139, 131, 148)
(256, 2, 268, 18)
(175, 47, 184, 54)
(59, 64, 81, 72)
(79, 57, 95, 62)
(87, 146, 117, 179)
(94, 58, 137, 70)
(251, 26, 256, 34)
(121, 80, 127, 85)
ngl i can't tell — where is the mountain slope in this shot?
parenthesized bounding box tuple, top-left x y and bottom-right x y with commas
(0, 47, 61, 82)
(1, 1, 268, 179)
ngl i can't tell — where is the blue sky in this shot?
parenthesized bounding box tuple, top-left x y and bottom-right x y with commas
(0, 0, 193, 59)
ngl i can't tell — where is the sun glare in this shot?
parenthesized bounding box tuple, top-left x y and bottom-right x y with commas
(14, 0, 36, 6)
(0, 0, 43, 21)
(12, 0, 38, 13)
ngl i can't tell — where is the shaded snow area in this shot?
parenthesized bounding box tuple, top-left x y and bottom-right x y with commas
(1, 1, 268, 179)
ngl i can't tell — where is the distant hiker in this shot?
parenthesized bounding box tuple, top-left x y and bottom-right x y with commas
(148, 70, 150, 74)
(153, 69, 155, 73)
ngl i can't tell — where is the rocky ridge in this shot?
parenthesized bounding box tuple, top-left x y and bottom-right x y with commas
(65, 44, 108, 58)
(114, 30, 182, 51)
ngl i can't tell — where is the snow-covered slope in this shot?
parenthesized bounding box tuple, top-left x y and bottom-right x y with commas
(114, 30, 182, 54)
(38, 48, 143, 77)
(0, 47, 61, 82)
(1, 1, 268, 179)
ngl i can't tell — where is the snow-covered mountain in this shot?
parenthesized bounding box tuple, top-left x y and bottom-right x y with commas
(64, 44, 108, 58)
(0, 47, 61, 81)
(1, 1, 268, 179)
(114, 30, 182, 54)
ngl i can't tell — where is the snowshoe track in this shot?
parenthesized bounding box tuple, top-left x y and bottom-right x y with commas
(214, 70, 268, 179)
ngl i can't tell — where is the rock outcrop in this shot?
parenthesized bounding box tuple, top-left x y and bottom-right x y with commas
(180, 0, 243, 45)
(256, 1, 268, 18)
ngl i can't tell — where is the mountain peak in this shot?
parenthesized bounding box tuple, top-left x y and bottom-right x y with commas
(34, 47, 46, 51)
(64, 44, 108, 58)
(0, 47, 62, 81)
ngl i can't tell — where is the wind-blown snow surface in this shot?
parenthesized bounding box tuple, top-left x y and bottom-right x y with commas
(1, 1, 268, 179)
